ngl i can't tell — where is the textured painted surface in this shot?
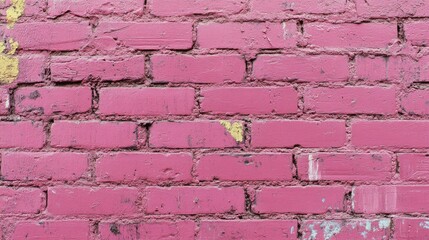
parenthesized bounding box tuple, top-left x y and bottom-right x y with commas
(0, 0, 428, 239)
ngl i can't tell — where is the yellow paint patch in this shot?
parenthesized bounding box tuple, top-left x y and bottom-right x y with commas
(220, 120, 244, 142)
(7, 38, 19, 55)
(0, 55, 19, 84)
(6, 0, 26, 28)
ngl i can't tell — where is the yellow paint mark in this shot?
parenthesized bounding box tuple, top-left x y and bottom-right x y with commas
(7, 38, 19, 55)
(220, 120, 244, 142)
(0, 55, 19, 84)
(0, 41, 5, 53)
(6, 0, 25, 28)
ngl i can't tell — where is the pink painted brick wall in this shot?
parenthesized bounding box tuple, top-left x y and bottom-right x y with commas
(0, 0, 427, 239)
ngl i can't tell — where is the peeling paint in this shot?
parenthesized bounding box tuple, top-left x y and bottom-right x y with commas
(0, 55, 19, 84)
(378, 219, 391, 229)
(8, 38, 19, 55)
(220, 120, 244, 142)
(6, 0, 26, 28)
(320, 221, 341, 240)
(307, 223, 318, 240)
(419, 221, 429, 229)
(308, 154, 320, 181)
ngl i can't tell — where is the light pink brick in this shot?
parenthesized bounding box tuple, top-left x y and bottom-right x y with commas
(50, 121, 137, 149)
(96, 153, 192, 183)
(399, 154, 429, 181)
(198, 220, 297, 240)
(47, 187, 138, 215)
(306, 23, 397, 48)
(401, 90, 429, 115)
(394, 218, 429, 240)
(98, 87, 195, 116)
(356, 0, 429, 17)
(1, 152, 88, 181)
(48, 0, 143, 17)
(297, 153, 392, 181)
(11, 221, 90, 240)
(405, 22, 429, 46)
(150, 0, 245, 16)
(0, 187, 44, 214)
(198, 22, 297, 50)
(201, 87, 298, 114)
(0, 122, 45, 149)
(302, 219, 391, 240)
(251, 120, 346, 148)
(419, 55, 429, 82)
(352, 121, 429, 149)
(250, 0, 347, 15)
(95, 22, 193, 50)
(15, 87, 92, 115)
(353, 185, 429, 213)
(304, 86, 397, 114)
(0, 88, 9, 115)
(145, 187, 245, 214)
(51, 56, 145, 82)
(355, 56, 416, 82)
(252, 55, 349, 82)
(16, 55, 47, 83)
(196, 153, 293, 181)
(152, 54, 245, 84)
(150, 121, 243, 148)
(253, 186, 346, 214)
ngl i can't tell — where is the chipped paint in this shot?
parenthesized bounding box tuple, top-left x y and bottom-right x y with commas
(308, 154, 320, 181)
(290, 226, 295, 234)
(378, 219, 391, 229)
(419, 221, 429, 229)
(307, 223, 318, 240)
(4, 94, 9, 109)
(6, 0, 26, 28)
(220, 120, 244, 142)
(8, 38, 19, 55)
(0, 55, 19, 84)
(320, 221, 341, 240)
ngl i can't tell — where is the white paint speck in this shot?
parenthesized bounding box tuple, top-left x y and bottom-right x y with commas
(321, 221, 342, 240)
(4, 95, 9, 109)
(378, 219, 391, 229)
(290, 226, 295, 234)
(308, 154, 320, 181)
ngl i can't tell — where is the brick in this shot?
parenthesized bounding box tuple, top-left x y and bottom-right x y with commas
(356, 0, 429, 18)
(47, 187, 138, 215)
(11, 221, 90, 240)
(145, 187, 245, 214)
(95, 22, 193, 50)
(394, 218, 429, 240)
(99, 221, 195, 239)
(252, 55, 349, 82)
(302, 219, 391, 240)
(96, 153, 192, 182)
(419, 55, 429, 82)
(297, 153, 392, 181)
(98, 87, 195, 116)
(15, 87, 92, 115)
(0, 88, 9, 115)
(0, 187, 44, 214)
(351, 121, 429, 148)
(48, 0, 143, 17)
(253, 186, 346, 214)
(15, 55, 47, 83)
(51, 121, 137, 149)
(401, 90, 429, 115)
(0, 0, 45, 19)
(197, 22, 297, 49)
(152, 54, 245, 84)
(304, 86, 397, 114)
(355, 56, 417, 82)
(51, 56, 145, 82)
(251, 120, 346, 148)
(1, 152, 88, 181)
(398, 154, 429, 181)
(405, 22, 429, 46)
(250, 0, 347, 15)
(0, 121, 45, 149)
(306, 23, 397, 48)
(150, 121, 243, 148)
(200, 87, 298, 115)
(353, 185, 429, 213)
(150, 0, 245, 16)
(196, 153, 293, 181)
(198, 220, 297, 240)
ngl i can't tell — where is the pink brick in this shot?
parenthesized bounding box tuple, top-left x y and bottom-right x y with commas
(253, 186, 346, 214)
(47, 187, 138, 215)
(252, 120, 346, 148)
(198, 220, 297, 240)
(145, 187, 245, 214)
(297, 153, 392, 181)
(0, 88, 9, 115)
(95, 22, 193, 50)
(250, 0, 347, 15)
(98, 87, 195, 116)
(0, 121, 45, 149)
(15, 87, 92, 115)
(353, 185, 429, 213)
(99, 221, 195, 240)
(304, 86, 397, 114)
(355, 56, 416, 82)
(50, 121, 137, 149)
(11, 221, 90, 240)
(394, 218, 429, 240)
(351, 121, 429, 148)
(302, 219, 391, 240)
(405, 22, 429, 46)
(0, 187, 44, 214)
(399, 154, 429, 181)
(401, 90, 429, 115)
(198, 22, 297, 49)
(0, 0, 45, 19)
(150, 121, 243, 148)
(419, 55, 429, 82)
(1, 152, 88, 181)
(152, 54, 245, 84)
(16, 55, 47, 83)
(48, 0, 143, 17)
(356, 0, 429, 17)
(51, 56, 145, 82)
(150, 0, 245, 16)
(306, 23, 397, 48)
(3, 23, 91, 51)
(196, 153, 293, 181)
(200, 87, 298, 114)
(96, 153, 192, 182)
(252, 55, 349, 82)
